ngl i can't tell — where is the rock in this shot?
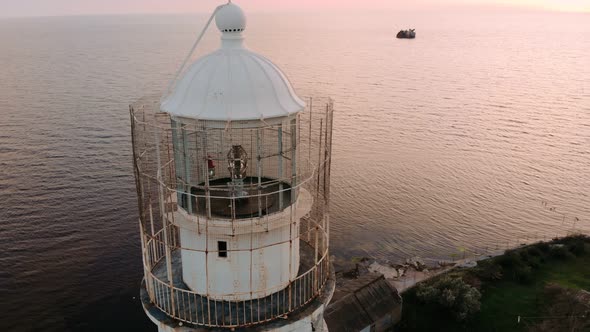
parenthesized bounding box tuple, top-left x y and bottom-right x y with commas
(407, 256, 427, 271)
(423, 259, 440, 270)
(457, 260, 477, 268)
(350, 256, 371, 264)
(368, 261, 399, 279)
(398, 268, 405, 278)
(475, 255, 494, 262)
(437, 260, 456, 268)
(342, 264, 360, 279)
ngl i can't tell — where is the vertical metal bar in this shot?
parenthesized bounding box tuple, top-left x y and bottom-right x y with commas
(175, 289, 180, 320)
(323, 106, 329, 199)
(166, 281, 171, 314)
(278, 124, 284, 210)
(256, 129, 262, 217)
(154, 280, 159, 308)
(291, 117, 297, 204)
(288, 204, 293, 311)
(299, 276, 302, 307)
(139, 222, 154, 300)
(204, 129, 212, 219)
(199, 125, 212, 326)
(250, 298, 254, 325)
(222, 299, 226, 326)
(264, 296, 267, 321)
(242, 299, 246, 326)
(216, 299, 220, 326)
(165, 129, 180, 250)
(160, 282, 165, 313)
(187, 291, 192, 322)
(159, 282, 164, 312)
(249, 209, 254, 311)
(302, 276, 305, 306)
(206, 249, 211, 325)
(171, 119, 183, 205)
(308, 97, 313, 172)
(155, 125, 176, 317)
(288, 283, 292, 312)
(182, 125, 193, 214)
(304, 274, 308, 303)
(265, 195, 269, 231)
(326, 103, 334, 259)
(282, 288, 286, 314)
(206, 296, 211, 325)
(199, 294, 204, 325)
(148, 203, 155, 240)
(297, 113, 301, 179)
(314, 224, 319, 292)
(194, 294, 198, 324)
(229, 298, 233, 326)
(231, 188, 236, 235)
(156, 280, 167, 312)
(181, 291, 186, 321)
(317, 119, 323, 204)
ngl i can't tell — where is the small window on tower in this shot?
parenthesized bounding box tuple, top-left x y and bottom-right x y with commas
(218, 241, 228, 258)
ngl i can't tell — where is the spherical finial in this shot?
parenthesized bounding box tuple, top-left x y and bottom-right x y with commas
(215, 2, 246, 33)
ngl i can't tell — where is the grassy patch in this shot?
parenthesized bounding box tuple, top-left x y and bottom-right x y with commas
(398, 236, 590, 332)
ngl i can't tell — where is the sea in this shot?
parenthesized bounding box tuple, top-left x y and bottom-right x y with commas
(0, 8, 588, 331)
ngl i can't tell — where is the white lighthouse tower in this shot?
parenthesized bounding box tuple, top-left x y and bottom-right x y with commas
(130, 2, 335, 331)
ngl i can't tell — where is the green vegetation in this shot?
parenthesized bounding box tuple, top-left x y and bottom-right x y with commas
(398, 235, 590, 332)
(415, 276, 481, 321)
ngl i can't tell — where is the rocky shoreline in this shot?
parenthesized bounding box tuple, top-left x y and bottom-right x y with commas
(334, 248, 508, 293)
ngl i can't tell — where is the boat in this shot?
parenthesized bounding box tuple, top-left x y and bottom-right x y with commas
(397, 29, 416, 39)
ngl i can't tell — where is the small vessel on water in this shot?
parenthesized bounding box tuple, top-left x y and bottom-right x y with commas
(397, 29, 416, 39)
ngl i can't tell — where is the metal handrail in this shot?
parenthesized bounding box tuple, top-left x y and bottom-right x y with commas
(143, 231, 330, 327)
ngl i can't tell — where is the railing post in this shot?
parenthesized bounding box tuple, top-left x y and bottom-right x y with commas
(154, 124, 176, 317)
(140, 221, 155, 301)
(278, 124, 284, 209)
(181, 124, 193, 215)
(314, 224, 319, 294)
(257, 129, 262, 217)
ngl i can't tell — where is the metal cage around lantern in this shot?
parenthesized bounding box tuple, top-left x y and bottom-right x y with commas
(130, 96, 334, 328)
(169, 113, 301, 218)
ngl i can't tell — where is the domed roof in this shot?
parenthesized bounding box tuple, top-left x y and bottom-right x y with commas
(161, 2, 305, 122)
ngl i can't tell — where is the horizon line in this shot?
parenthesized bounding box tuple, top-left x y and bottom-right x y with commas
(0, 4, 588, 20)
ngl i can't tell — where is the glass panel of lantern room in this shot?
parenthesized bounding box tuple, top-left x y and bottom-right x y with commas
(181, 123, 193, 215)
(201, 129, 211, 219)
(291, 117, 297, 204)
(278, 123, 283, 210)
(256, 128, 262, 217)
(171, 118, 193, 215)
(170, 119, 184, 207)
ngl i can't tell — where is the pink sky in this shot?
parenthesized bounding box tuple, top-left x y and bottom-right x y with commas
(1, 0, 589, 17)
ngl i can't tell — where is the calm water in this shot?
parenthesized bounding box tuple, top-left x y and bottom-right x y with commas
(1, 9, 589, 331)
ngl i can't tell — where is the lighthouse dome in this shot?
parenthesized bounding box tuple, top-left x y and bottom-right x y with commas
(161, 3, 305, 122)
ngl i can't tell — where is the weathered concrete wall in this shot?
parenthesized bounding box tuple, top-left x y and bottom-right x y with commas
(179, 220, 300, 300)
(171, 189, 313, 300)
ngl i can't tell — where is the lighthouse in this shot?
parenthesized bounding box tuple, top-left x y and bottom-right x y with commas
(130, 2, 335, 331)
